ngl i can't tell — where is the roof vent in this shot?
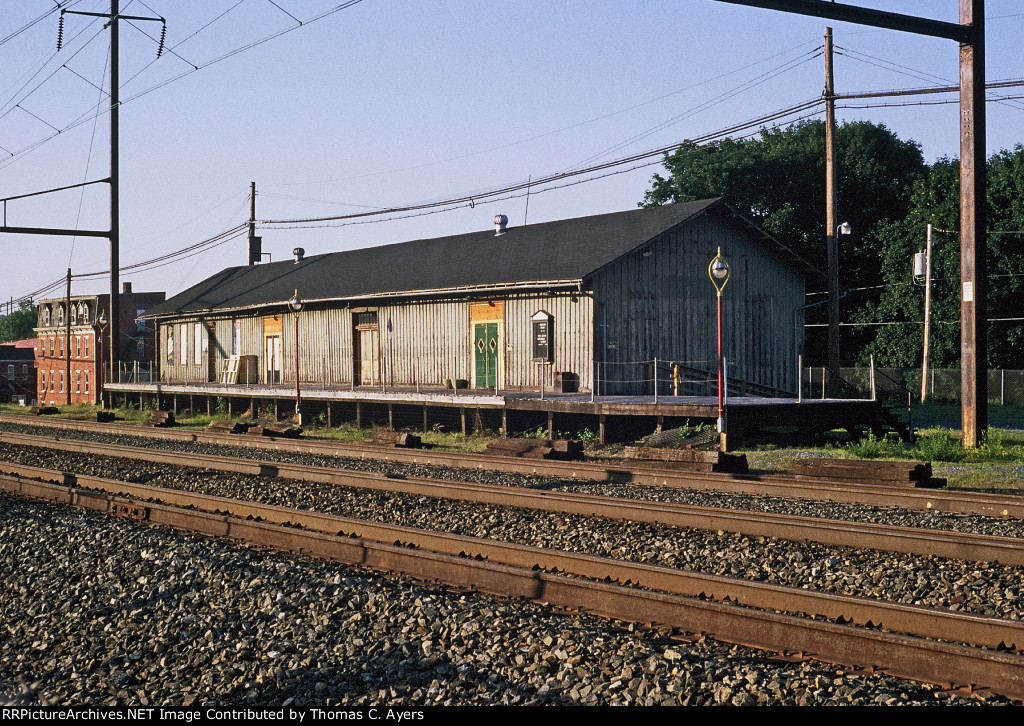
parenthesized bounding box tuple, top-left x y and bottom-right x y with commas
(293, 247, 305, 263)
(494, 214, 508, 236)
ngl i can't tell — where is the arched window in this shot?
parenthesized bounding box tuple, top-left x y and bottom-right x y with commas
(80, 303, 89, 324)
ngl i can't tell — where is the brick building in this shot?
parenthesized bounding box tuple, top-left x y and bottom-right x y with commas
(0, 340, 36, 404)
(35, 283, 164, 405)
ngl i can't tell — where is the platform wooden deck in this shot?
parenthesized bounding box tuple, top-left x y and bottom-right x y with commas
(103, 381, 892, 449)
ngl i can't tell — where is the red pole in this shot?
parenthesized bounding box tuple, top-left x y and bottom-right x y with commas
(294, 315, 301, 420)
(717, 291, 724, 432)
(97, 332, 105, 407)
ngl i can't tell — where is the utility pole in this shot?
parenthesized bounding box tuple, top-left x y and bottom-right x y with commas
(65, 268, 72, 406)
(960, 0, 987, 447)
(824, 26, 840, 393)
(109, 0, 120, 382)
(248, 181, 262, 265)
(713, 0, 988, 447)
(920, 223, 934, 404)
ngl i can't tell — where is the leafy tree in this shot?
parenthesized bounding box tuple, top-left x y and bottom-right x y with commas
(860, 146, 1024, 369)
(643, 120, 927, 291)
(0, 301, 37, 343)
(857, 159, 960, 368)
(643, 120, 927, 365)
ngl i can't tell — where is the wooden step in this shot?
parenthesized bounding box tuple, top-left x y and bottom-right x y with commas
(624, 446, 748, 473)
(148, 411, 176, 428)
(786, 458, 942, 487)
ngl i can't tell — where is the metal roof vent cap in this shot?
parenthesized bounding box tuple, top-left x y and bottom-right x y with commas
(293, 247, 305, 263)
(494, 214, 508, 236)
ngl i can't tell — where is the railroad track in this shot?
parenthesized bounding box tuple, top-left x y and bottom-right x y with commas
(2, 412, 1022, 519)
(2, 464, 1023, 700)
(1, 429, 1023, 566)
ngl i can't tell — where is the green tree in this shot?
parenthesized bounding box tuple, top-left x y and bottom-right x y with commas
(858, 159, 960, 368)
(861, 146, 1024, 369)
(643, 120, 927, 365)
(643, 120, 927, 291)
(0, 301, 37, 343)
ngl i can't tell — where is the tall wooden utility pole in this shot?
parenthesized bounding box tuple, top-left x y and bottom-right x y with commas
(920, 223, 934, 404)
(248, 181, 262, 265)
(714, 0, 987, 447)
(64, 268, 72, 406)
(109, 0, 120, 382)
(959, 0, 987, 447)
(824, 26, 839, 392)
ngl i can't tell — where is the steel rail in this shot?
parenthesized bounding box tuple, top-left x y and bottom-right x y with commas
(2, 431, 1024, 567)
(2, 414, 1023, 519)
(1, 462, 1021, 653)
(1, 471, 1022, 700)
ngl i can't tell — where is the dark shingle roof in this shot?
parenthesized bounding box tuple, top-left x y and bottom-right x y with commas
(144, 199, 801, 318)
(0, 345, 36, 362)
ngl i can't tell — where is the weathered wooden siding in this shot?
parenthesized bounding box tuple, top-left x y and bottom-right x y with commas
(154, 212, 800, 395)
(205, 292, 597, 392)
(504, 293, 593, 391)
(159, 319, 211, 383)
(591, 214, 804, 395)
(283, 308, 353, 385)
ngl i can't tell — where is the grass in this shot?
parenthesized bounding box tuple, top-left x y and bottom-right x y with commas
(6, 401, 1024, 492)
(741, 404, 1024, 492)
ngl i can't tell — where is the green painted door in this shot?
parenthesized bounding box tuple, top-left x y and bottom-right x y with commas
(474, 323, 498, 388)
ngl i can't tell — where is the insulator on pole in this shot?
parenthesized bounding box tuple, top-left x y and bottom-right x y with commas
(157, 23, 166, 57)
(57, 13, 65, 51)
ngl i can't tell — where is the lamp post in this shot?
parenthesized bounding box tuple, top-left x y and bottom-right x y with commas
(288, 290, 303, 424)
(96, 311, 108, 408)
(708, 247, 731, 434)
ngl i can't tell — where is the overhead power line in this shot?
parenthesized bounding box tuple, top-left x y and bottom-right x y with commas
(260, 98, 824, 227)
(0, 0, 369, 173)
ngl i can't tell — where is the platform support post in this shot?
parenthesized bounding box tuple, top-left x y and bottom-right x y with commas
(797, 354, 803, 402)
(599, 414, 606, 445)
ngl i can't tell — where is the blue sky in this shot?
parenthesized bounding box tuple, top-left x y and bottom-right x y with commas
(1, 1, 1022, 305)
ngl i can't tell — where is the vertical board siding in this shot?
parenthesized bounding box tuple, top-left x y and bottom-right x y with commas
(175, 294, 594, 392)
(158, 319, 210, 383)
(592, 215, 804, 395)
(380, 301, 467, 387)
(505, 293, 593, 391)
(153, 212, 800, 397)
(283, 308, 352, 385)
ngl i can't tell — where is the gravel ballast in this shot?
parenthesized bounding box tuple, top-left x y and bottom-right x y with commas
(0, 491, 1008, 707)
(1, 439, 1023, 624)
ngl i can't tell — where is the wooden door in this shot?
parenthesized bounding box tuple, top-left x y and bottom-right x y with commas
(474, 322, 498, 388)
(356, 327, 379, 385)
(265, 335, 281, 383)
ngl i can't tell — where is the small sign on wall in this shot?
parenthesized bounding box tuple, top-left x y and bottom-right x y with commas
(532, 310, 553, 363)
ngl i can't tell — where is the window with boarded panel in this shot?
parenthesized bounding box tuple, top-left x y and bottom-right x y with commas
(353, 311, 378, 328)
